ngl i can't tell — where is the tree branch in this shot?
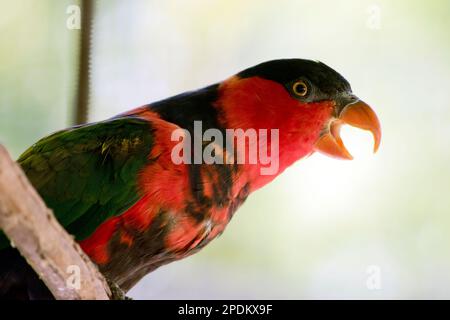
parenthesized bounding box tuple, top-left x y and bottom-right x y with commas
(0, 144, 111, 300)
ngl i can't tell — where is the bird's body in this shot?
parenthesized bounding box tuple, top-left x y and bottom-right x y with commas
(0, 59, 381, 299)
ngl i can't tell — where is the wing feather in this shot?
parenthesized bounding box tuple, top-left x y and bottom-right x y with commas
(0, 117, 154, 248)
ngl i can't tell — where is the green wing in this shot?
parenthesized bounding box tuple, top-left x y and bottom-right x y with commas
(0, 117, 153, 249)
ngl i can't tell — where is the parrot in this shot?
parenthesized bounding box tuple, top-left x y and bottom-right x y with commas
(0, 59, 381, 299)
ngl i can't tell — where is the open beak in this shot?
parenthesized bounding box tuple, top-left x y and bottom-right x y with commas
(314, 99, 381, 160)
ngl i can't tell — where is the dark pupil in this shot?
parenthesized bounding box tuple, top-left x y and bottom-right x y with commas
(296, 83, 306, 94)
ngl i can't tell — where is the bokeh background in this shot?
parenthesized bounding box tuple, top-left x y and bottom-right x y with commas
(1, 0, 450, 299)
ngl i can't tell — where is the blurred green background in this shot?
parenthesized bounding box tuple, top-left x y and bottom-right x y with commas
(1, 0, 450, 299)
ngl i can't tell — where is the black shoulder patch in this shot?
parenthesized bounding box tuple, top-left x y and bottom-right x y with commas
(148, 84, 221, 132)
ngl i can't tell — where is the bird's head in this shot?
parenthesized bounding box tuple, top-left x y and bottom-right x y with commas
(218, 59, 381, 166)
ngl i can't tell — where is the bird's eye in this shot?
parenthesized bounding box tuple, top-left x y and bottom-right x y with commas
(292, 80, 308, 97)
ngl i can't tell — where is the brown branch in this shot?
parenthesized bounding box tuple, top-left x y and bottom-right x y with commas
(0, 144, 111, 300)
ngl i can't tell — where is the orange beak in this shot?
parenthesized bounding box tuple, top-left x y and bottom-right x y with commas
(314, 100, 381, 160)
